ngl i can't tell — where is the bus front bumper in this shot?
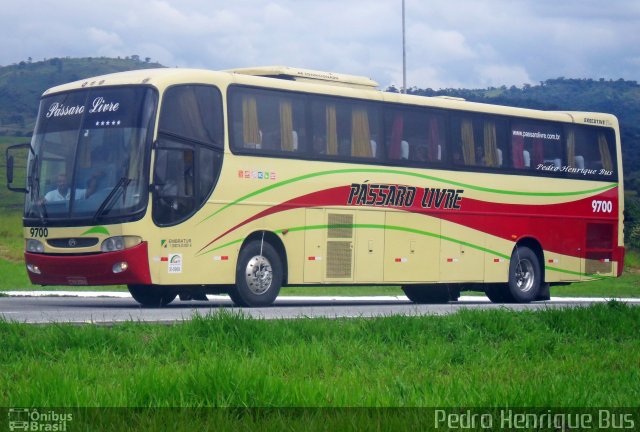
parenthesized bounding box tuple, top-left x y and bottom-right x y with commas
(24, 242, 152, 286)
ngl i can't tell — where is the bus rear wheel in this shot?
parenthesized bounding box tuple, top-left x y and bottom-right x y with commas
(402, 284, 451, 304)
(228, 240, 283, 307)
(486, 246, 542, 303)
(507, 246, 542, 302)
(128, 284, 177, 307)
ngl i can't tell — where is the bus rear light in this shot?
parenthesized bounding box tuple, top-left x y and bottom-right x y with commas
(27, 263, 41, 274)
(112, 262, 129, 274)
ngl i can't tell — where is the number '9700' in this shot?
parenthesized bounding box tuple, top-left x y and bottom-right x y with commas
(592, 200, 613, 213)
(30, 227, 48, 237)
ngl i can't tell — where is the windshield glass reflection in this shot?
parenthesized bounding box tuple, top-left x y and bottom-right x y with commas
(25, 87, 156, 223)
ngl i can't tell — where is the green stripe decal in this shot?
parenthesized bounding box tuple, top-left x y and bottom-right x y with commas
(202, 223, 611, 279)
(201, 223, 510, 258)
(80, 226, 110, 236)
(199, 168, 617, 224)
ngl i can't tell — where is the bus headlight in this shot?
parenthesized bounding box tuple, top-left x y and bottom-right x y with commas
(26, 239, 45, 253)
(100, 236, 142, 252)
(112, 262, 129, 274)
(27, 263, 42, 274)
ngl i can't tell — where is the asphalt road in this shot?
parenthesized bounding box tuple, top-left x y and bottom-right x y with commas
(1, 292, 639, 324)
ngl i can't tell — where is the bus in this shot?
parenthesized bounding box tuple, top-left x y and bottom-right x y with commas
(5, 66, 624, 307)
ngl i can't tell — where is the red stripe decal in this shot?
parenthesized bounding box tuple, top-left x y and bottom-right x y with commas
(198, 184, 619, 260)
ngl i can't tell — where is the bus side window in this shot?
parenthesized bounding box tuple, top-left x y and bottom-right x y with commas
(511, 122, 562, 171)
(385, 111, 405, 162)
(451, 116, 477, 167)
(566, 125, 616, 177)
(153, 145, 195, 224)
(232, 89, 306, 155)
(154, 84, 223, 226)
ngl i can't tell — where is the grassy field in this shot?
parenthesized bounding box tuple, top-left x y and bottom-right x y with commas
(1, 302, 638, 408)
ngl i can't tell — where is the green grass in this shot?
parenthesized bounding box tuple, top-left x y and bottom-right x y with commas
(0, 259, 31, 290)
(0, 210, 25, 262)
(1, 303, 639, 409)
(0, 138, 29, 213)
(625, 247, 640, 268)
(554, 273, 640, 298)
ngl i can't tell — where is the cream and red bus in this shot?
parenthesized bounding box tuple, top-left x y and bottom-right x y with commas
(6, 66, 624, 306)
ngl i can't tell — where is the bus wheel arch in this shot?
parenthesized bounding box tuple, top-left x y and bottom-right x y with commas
(240, 231, 288, 285)
(228, 231, 286, 307)
(514, 237, 545, 283)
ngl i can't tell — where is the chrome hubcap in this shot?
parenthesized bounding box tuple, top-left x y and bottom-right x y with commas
(244, 255, 273, 295)
(515, 258, 535, 292)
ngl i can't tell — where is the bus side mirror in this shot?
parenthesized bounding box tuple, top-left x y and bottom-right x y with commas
(6, 143, 33, 193)
(7, 155, 14, 184)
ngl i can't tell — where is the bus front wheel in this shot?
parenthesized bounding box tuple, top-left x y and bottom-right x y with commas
(128, 284, 177, 307)
(228, 240, 283, 307)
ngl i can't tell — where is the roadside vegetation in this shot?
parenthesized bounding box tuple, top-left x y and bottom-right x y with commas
(1, 302, 638, 408)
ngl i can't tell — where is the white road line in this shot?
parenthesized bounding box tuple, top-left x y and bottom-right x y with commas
(1, 291, 640, 303)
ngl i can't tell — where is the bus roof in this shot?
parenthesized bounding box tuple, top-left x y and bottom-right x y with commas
(40, 66, 618, 128)
(225, 66, 379, 90)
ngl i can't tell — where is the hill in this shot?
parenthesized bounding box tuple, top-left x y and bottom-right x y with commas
(0, 56, 164, 135)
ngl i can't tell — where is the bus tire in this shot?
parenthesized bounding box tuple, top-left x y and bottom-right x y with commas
(229, 240, 282, 307)
(128, 284, 177, 307)
(402, 284, 450, 304)
(506, 246, 541, 303)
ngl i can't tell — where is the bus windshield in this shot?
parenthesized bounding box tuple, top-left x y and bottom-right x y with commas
(25, 87, 157, 224)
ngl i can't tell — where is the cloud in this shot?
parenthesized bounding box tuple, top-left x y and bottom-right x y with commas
(474, 64, 533, 89)
(0, 0, 639, 88)
(86, 28, 123, 49)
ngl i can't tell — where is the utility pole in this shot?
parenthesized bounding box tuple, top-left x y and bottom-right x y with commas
(402, 0, 407, 94)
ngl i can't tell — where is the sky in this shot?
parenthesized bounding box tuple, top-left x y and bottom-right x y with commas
(2, 0, 639, 90)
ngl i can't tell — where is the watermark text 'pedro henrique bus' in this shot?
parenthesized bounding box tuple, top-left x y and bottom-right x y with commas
(434, 409, 636, 430)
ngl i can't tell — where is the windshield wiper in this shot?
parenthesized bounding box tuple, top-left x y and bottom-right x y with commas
(91, 177, 132, 224)
(35, 198, 48, 225)
(29, 156, 48, 225)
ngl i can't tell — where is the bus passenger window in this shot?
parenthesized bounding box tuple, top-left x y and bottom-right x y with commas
(231, 89, 306, 155)
(385, 109, 444, 165)
(240, 95, 262, 149)
(565, 125, 616, 178)
(511, 122, 562, 171)
(451, 116, 506, 169)
(451, 117, 476, 167)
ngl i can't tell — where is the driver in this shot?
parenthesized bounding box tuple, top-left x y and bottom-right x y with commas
(43, 173, 98, 202)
